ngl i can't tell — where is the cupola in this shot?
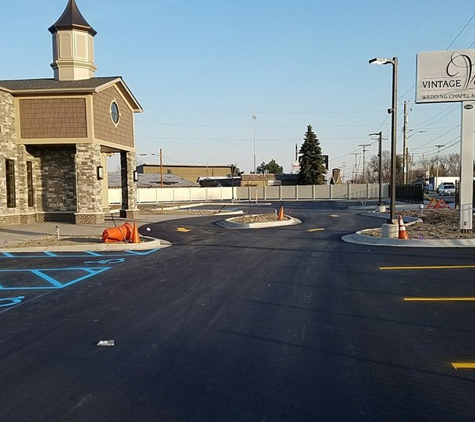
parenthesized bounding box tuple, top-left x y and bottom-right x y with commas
(49, 0, 97, 81)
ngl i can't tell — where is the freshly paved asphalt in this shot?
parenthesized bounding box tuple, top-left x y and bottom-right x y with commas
(1, 200, 475, 421)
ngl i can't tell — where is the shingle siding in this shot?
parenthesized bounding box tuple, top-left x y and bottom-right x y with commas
(20, 98, 87, 139)
(94, 86, 134, 147)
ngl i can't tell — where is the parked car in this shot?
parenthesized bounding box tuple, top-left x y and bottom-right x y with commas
(437, 182, 455, 195)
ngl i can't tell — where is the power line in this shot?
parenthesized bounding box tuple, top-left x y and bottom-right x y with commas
(446, 11, 475, 49)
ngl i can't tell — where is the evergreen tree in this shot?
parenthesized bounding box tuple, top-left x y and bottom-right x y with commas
(298, 125, 326, 185)
(256, 159, 284, 174)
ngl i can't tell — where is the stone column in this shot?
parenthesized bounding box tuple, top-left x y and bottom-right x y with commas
(120, 150, 139, 219)
(75, 144, 105, 224)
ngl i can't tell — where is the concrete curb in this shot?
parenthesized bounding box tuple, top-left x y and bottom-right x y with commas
(341, 232, 475, 247)
(216, 215, 302, 229)
(0, 236, 170, 253)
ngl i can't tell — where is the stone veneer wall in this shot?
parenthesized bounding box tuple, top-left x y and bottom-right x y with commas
(27, 145, 77, 222)
(75, 143, 105, 224)
(0, 90, 37, 226)
(120, 150, 139, 219)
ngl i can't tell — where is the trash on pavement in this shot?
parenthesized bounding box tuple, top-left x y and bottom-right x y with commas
(96, 340, 115, 347)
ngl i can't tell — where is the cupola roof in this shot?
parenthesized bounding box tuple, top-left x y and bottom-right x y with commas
(48, 0, 97, 36)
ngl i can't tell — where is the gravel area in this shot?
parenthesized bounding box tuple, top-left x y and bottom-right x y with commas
(363, 209, 475, 239)
(230, 213, 289, 223)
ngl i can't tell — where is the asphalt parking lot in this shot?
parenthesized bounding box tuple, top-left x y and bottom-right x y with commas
(2, 201, 475, 421)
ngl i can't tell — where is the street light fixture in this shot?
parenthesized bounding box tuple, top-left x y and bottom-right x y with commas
(404, 130, 426, 183)
(369, 56, 398, 224)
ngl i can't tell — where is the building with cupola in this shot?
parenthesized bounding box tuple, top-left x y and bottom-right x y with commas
(0, 0, 142, 226)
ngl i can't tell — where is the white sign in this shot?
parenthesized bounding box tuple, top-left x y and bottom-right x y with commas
(416, 50, 475, 103)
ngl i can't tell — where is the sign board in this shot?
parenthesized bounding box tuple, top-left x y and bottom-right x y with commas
(416, 50, 475, 103)
(323, 155, 329, 170)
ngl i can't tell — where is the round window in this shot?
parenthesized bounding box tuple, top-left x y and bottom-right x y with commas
(110, 101, 120, 124)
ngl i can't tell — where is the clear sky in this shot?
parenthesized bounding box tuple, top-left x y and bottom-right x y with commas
(2, 0, 475, 179)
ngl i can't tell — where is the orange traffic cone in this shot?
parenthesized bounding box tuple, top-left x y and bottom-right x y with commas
(277, 206, 284, 221)
(102, 222, 132, 243)
(398, 215, 409, 240)
(131, 222, 141, 244)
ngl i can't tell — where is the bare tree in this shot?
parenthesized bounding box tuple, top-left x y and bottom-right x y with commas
(440, 153, 460, 176)
(367, 151, 403, 183)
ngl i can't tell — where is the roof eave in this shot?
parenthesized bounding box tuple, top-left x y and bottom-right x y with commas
(95, 77, 143, 113)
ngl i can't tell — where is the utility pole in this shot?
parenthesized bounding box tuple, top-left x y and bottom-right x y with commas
(403, 101, 408, 184)
(435, 144, 445, 188)
(252, 114, 257, 173)
(351, 152, 360, 182)
(358, 144, 371, 183)
(159, 148, 163, 188)
(369, 131, 383, 206)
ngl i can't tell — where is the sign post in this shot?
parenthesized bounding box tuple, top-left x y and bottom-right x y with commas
(416, 50, 475, 232)
(460, 102, 474, 232)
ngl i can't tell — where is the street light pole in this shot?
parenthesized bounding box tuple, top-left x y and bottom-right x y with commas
(404, 129, 426, 183)
(435, 144, 445, 188)
(369, 57, 398, 224)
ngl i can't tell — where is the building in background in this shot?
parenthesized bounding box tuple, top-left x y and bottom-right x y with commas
(137, 164, 235, 184)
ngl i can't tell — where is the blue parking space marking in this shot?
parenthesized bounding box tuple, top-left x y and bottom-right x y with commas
(84, 258, 125, 265)
(0, 267, 111, 290)
(0, 249, 159, 259)
(0, 249, 159, 295)
(0, 296, 25, 308)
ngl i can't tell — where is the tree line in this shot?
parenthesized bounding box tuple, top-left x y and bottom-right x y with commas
(360, 151, 462, 184)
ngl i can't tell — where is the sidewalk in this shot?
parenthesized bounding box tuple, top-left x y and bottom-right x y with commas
(0, 214, 186, 251)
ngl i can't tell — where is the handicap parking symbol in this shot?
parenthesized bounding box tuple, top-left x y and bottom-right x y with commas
(84, 258, 125, 265)
(0, 296, 25, 308)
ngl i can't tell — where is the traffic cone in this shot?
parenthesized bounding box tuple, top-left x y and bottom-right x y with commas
(131, 222, 141, 244)
(398, 215, 409, 240)
(102, 222, 132, 243)
(278, 206, 284, 221)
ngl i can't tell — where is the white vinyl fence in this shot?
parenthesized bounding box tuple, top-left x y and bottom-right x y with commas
(109, 183, 388, 205)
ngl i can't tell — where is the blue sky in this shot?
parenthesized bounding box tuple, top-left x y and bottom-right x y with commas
(2, 1, 475, 178)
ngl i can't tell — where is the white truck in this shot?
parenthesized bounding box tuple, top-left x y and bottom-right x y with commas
(428, 176, 459, 192)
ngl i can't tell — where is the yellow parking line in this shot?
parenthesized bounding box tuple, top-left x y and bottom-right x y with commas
(404, 297, 475, 302)
(307, 228, 325, 232)
(329, 214, 339, 218)
(380, 265, 475, 271)
(176, 227, 192, 233)
(452, 363, 475, 370)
